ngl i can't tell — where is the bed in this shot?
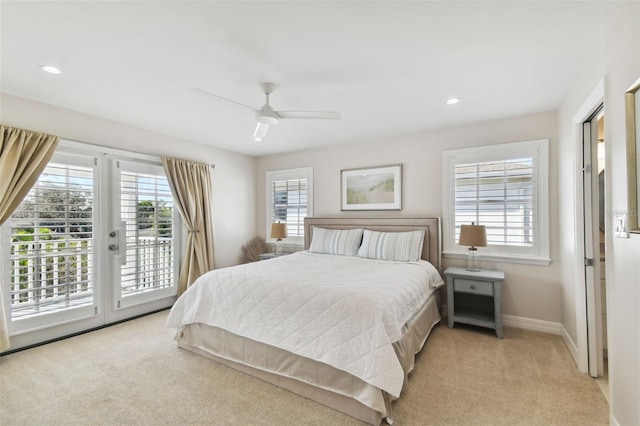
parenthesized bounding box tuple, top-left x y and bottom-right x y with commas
(167, 217, 443, 425)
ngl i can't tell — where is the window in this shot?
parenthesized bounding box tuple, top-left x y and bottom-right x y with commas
(266, 167, 313, 243)
(443, 139, 550, 265)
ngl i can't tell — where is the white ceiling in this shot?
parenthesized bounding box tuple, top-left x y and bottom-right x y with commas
(0, 1, 618, 156)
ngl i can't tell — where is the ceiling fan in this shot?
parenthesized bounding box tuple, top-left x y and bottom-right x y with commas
(195, 83, 341, 141)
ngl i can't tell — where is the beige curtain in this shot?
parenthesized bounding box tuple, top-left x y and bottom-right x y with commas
(162, 157, 215, 295)
(0, 125, 60, 352)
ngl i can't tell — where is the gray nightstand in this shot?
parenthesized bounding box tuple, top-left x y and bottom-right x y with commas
(444, 266, 505, 339)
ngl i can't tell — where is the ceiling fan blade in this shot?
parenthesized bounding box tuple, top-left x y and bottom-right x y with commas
(253, 122, 269, 141)
(277, 111, 341, 120)
(192, 88, 257, 111)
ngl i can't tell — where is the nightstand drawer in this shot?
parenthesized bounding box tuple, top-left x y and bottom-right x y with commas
(453, 278, 493, 296)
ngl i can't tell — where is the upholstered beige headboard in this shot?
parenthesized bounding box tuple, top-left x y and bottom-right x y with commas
(303, 217, 442, 271)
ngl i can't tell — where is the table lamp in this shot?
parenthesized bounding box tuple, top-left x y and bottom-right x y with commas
(458, 222, 487, 272)
(271, 222, 288, 255)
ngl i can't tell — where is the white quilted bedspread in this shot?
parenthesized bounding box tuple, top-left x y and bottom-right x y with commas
(166, 251, 444, 397)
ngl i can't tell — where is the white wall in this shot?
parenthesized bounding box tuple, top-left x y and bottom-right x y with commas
(557, 2, 639, 424)
(0, 94, 256, 268)
(257, 111, 562, 323)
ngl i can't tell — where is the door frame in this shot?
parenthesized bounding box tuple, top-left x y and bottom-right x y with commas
(582, 110, 606, 378)
(572, 80, 606, 376)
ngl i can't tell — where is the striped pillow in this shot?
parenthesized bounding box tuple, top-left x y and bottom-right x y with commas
(357, 229, 425, 262)
(308, 227, 363, 256)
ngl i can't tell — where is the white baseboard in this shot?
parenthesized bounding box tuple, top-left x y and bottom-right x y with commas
(502, 314, 563, 335)
(610, 414, 620, 426)
(560, 324, 580, 367)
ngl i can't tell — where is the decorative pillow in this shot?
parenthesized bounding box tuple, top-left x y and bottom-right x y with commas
(308, 227, 364, 256)
(357, 229, 425, 262)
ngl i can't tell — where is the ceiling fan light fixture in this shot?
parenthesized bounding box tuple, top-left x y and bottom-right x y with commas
(253, 122, 269, 141)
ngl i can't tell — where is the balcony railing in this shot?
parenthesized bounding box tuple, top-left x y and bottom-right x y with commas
(121, 237, 174, 295)
(9, 237, 173, 320)
(10, 238, 93, 319)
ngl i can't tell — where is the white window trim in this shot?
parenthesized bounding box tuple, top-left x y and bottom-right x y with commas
(442, 139, 551, 266)
(265, 167, 313, 245)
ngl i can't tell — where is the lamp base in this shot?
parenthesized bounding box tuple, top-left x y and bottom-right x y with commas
(466, 247, 481, 272)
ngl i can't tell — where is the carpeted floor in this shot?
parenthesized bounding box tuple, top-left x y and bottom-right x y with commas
(0, 311, 608, 425)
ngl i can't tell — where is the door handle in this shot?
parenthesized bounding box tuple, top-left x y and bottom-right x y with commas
(109, 222, 127, 266)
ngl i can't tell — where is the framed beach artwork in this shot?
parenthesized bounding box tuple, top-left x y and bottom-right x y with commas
(341, 165, 402, 211)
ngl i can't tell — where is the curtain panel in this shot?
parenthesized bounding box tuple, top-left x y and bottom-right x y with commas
(0, 125, 60, 352)
(162, 157, 215, 295)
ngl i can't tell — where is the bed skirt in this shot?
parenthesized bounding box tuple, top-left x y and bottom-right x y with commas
(176, 291, 441, 425)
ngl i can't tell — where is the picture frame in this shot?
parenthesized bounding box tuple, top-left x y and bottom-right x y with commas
(625, 76, 640, 233)
(341, 165, 402, 211)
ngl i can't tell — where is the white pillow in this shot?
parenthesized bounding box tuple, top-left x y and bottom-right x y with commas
(308, 227, 363, 256)
(357, 229, 425, 262)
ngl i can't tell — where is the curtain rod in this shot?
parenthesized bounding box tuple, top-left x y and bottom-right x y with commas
(59, 138, 218, 169)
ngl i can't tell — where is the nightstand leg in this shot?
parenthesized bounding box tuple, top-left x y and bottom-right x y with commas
(446, 276, 454, 329)
(494, 283, 503, 338)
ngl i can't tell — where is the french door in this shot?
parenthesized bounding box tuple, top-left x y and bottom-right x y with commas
(1, 142, 180, 349)
(110, 159, 178, 313)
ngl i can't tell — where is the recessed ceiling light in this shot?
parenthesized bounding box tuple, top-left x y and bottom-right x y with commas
(446, 97, 460, 105)
(40, 65, 61, 74)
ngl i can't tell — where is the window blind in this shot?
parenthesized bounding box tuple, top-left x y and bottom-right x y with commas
(454, 158, 535, 247)
(120, 170, 175, 296)
(271, 178, 308, 238)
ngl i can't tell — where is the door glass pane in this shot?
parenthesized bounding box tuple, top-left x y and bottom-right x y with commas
(119, 168, 175, 299)
(9, 160, 95, 320)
